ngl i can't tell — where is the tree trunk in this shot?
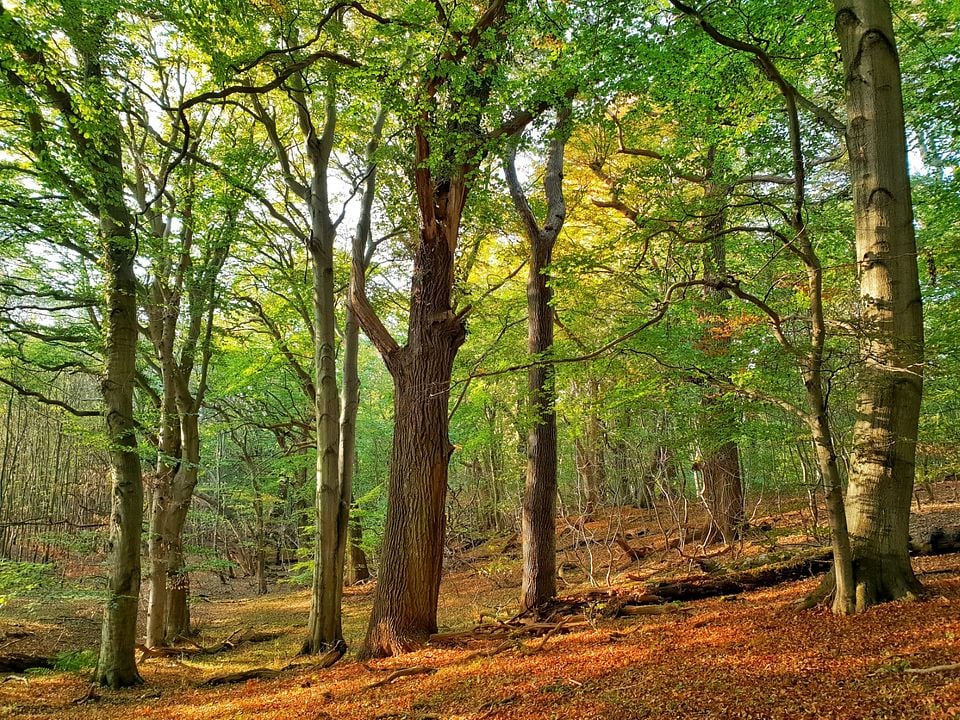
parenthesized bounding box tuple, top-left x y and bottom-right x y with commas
(699, 438, 744, 543)
(164, 527, 191, 640)
(697, 168, 744, 543)
(833, 0, 924, 608)
(145, 346, 180, 648)
(361, 329, 463, 656)
(574, 378, 605, 519)
(303, 233, 344, 652)
(94, 211, 144, 689)
(336, 105, 384, 594)
(346, 506, 370, 585)
(359, 124, 468, 657)
(355, 0, 531, 656)
(503, 120, 568, 611)
(520, 214, 558, 612)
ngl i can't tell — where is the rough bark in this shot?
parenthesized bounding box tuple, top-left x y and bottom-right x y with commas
(503, 114, 569, 611)
(834, 0, 924, 608)
(699, 438, 743, 543)
(355, 0, 542, 657)
(361, 328, 462, 655)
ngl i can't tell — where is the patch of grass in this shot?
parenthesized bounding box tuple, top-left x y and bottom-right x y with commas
(54, 649, 98, 672)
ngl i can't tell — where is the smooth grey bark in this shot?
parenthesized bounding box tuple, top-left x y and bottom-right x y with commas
(296, 71, 345, 653)
(834, 0, 924, 609)
(503, 108, 569, 612)
(138, 174, 228, 646)
(0, 7, 145, 686)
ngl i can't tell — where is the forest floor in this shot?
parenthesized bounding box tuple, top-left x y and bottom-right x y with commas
(1, 489, 959, 719)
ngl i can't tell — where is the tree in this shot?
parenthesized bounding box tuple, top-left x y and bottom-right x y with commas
(503, 106, 570, 612)
(832, 0, 924, 608)
(0, 1, 144, 686)
(353, 0, 564, 656)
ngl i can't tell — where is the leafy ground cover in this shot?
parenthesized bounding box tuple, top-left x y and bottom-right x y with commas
(1, 497, 958, 719)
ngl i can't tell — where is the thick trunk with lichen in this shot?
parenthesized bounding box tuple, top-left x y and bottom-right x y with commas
(833, 0, 924, 609)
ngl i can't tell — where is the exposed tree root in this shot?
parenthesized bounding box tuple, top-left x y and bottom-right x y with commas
(364, 666, 436, 690)
(71, 683, 100, 704)
(200, 644, 345, 686)
(138, 627, 285, 664)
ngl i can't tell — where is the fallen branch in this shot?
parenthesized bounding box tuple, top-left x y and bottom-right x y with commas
(203, 667, 282, 686)
(616, 537, 651, 561)
(364, 666, 436, 690)
(519, 617, 569, 654)
(904, 663, 960, 675)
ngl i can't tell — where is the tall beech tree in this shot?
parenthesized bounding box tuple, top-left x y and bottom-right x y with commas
(245, 65, 386, 652)
(831, 0, 924, 608)
(0, 2, 144, 686)
(503, 107, 570, 612)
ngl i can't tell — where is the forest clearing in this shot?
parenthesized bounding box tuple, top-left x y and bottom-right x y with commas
(2, 493, 959, 719)
(2, 0, 959, 717)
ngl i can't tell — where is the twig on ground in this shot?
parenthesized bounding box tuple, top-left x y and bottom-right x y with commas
(364, 666, 436, 690)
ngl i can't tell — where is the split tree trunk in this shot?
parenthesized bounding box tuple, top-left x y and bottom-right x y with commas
(503, 115, 569, 611)
(355, 0, 540, 656)
(833, 0, 924, 608)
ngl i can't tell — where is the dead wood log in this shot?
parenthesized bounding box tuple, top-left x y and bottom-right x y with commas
(364, 666, 436, 690)
(203, 667, 282, 686)
(911, 526, 960, 557)
(645, 548, 833, 602)
(618, 604, 689, 616)
(0, 654, 54, 673)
